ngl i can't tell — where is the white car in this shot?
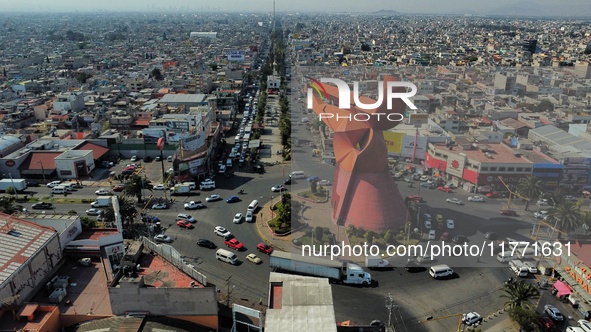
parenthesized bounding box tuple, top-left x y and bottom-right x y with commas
(245, 211, 254, 222)
(446, 198, 463, 205)
(205, 194, 222, 202)
(85, 208, 104, 216)
(424, 220, 432, 229)
(578, 319, 591, 332)
(567, 327, 586, 332)
(184, 201, 206, 210)
(95, 189, 111, 195)
(522, 261, 537, 274)
(428, 230, 436, 240)
(130, 155, 138, 162)
(468, 196, 485, 202)
(153, 184, 168, 190)
(214, 226, 232, 238)
(534, 211, 548, 219)
(233, 213, 243, 224)
(536, 199, 550, 206)
(152, 203, 168, 210)
(319, 180, 331, 186)
(271, 185, 285, 192)
(462, 312, 482, 326)
(200, 179, 216, 190)
(154, 234, 172, 243)
(47, 180, 62, 188)
(446, 219, 455, 229)
(176, 213, 196, 223)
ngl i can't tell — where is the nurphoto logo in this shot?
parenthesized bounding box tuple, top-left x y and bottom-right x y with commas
(307, 77, 417, 122)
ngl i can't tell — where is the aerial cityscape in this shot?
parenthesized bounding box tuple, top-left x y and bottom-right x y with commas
(0, 2, 590, 332)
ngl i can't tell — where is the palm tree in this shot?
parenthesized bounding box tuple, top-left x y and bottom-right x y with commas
(124, 174, 153, 203)
(104, 196, 137, 225)
(548, 200, 581, 237)
(0, 196, 23, 214)
(501, 280, 540, 309)
(516, 176, 543, 211)
(582, 212, 591, 235)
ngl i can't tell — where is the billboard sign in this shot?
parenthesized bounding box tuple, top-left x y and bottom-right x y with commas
(400, 136, 428, 159)
(383, 132, 404, 153)
(227, 51, 245, 62)
(182, 133, 207, 152)
(142, 128, 167, 144)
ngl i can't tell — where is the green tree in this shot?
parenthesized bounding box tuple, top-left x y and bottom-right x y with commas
(314, 227, 324, 242)
(582, 212, 591, 235)
(4, 187, 15, 195)
(0, 196, 23, 214)
(277, 194, 291, 226)
(507, 306, 542, 331)
(124, 174, 153, 203)
(501, 280, 540, 309)
(384, 229, 394, 244)
(104, 196, 137, 225)
(151, 68, 163, 81)
(548, 200, 581, 236)
(364, 231, 375, 246)
(535, 99, 554, 112)
(516, 176, 543, 210)
(310, 180, 317, 193)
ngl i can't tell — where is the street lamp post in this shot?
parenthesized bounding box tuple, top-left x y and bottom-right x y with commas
(37, 161, 47, 184)
(4, 173, 19, 200)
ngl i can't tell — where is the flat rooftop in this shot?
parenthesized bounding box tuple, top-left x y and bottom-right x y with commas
(30, 259, 112, 315)
(432, 142, 533, 164)
(135, 253, 200, 288)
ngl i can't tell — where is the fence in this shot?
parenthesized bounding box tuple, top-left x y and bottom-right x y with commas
(141, 236, 207, 286)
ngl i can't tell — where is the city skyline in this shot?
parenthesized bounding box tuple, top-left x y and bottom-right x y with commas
(0, 0, 590, 17)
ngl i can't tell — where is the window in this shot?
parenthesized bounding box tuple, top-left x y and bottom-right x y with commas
(516, 167, 523, 172)
(524, 168, 532, 172)
(60, 170, 72, 176)
(490, 167, 497, 171)
(507, 167, 514, 172)
(499, 167, 506, 172)
(481, 167, 489, 171)
(435, 153, 441, 157)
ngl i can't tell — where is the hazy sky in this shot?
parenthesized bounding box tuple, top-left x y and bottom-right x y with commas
(0, 0, 589, 16)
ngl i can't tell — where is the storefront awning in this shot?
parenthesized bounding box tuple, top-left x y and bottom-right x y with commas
(553, 279, 572, 297)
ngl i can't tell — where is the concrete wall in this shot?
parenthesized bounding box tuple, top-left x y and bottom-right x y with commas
(109, 280, 217, 327)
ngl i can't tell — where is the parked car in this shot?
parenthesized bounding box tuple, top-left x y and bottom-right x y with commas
(205, 194, 222, 202)
(446, 198, 463, 205)
(130, 155, 138, 162)
(544, 305, 564, 321)
(154, 234, 173, 243)
(224, 238, 244, 250)
(537, 199, 550, 206)
(143, 156, 152, 162)
(424, 220, 432, 229)
(534, 211, 548, 219)
(196, 239, 216, 249)
(46, 180, 62, 188)
(153, 184, 168, 190)
(407, 195, 423, 202)
(152, 203, 168, 210)
(177, 220, 194, 229)
(154, 156, 161, 161)
(501, 209, 518, 216)
(462, 312, 483, 326)
(446, 219, 455, 229)
(214, 226, 233, 239)
(167, 155, 173, 162)
(112, 184, 125, 192)
(257, 243, 274, 254)
(437, 186, 452, 193)
(246, 253, 262, 264)
(467, 196, 485, 202)
(319, 180, 331, 186)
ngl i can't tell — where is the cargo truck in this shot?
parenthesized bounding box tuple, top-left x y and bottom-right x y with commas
(170, 184, 191, 196)
(91, 196, 113, 208)
(270, 251, 372, 286)
(0, 178, 27, 192)
(365, 256, 390, 270)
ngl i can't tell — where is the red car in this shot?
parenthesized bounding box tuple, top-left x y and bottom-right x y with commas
(486, 192, 500, 198)
(112, 184, 125, 192)
(437, 186, 452, 193)
(500, 209, 518, 216)
(176, 220, 194, 229)
(225, 238, 243, 250)
(257, 243, 274, 254)
(407, 195, 423, 202)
